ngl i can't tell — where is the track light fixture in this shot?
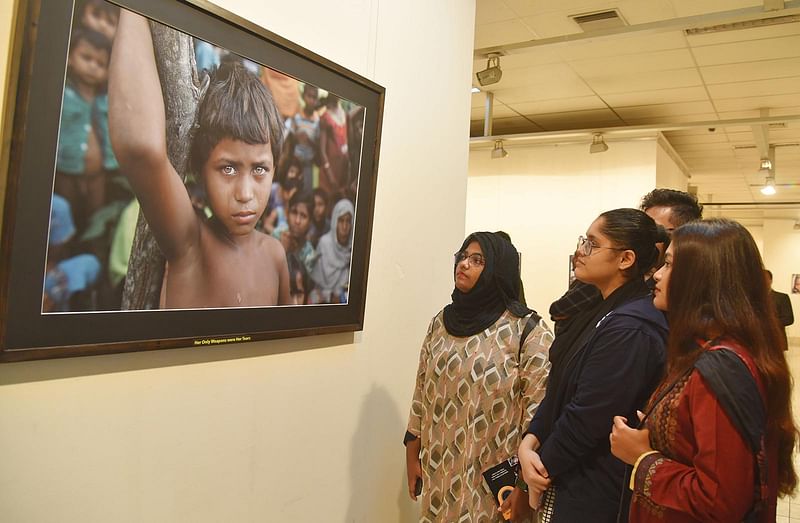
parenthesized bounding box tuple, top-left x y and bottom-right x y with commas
(476, 54, 503, 86)
(760, 176, 776, 196)
(759, 158, 772, 172)
(491, 140, 508, 159)
(589, 133, 608, 154)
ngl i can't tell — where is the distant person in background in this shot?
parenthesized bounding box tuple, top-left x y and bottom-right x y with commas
(286, 83, 320, 193)
(793, 274, 800, 294)
(309, 199, 353, 304)
(319, 93, 349, 201)
(310, 187, 330, 247)
(766, 270, 794, 349)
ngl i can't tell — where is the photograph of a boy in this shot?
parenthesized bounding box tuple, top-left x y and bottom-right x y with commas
(108, 10, 290, 308)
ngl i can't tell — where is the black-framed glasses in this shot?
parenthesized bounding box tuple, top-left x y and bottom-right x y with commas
(454, 251, 485, 267)
(576, 236, 626, 257)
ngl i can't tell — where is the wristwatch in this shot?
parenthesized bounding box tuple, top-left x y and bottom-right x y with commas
(515, 473, 529, 493)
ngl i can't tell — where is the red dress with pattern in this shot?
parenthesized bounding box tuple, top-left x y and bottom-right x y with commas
(629, 341, 778, 522)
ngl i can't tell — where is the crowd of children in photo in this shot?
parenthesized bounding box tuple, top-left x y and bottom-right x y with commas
(45, 0, 361, 312)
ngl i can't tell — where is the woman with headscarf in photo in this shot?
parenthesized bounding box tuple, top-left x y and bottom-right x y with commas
(309, 198, 353, 304)
(405, 232, 552, 522)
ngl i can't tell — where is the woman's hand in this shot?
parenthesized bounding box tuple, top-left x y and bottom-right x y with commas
(405, 437, 423, 501)
(518, 433, 551, 498)
(610, 413, 653, 465)
(498, 487, 531, 522)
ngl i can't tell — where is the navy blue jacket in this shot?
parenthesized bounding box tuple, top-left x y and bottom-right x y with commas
(528, 295, 668, 522)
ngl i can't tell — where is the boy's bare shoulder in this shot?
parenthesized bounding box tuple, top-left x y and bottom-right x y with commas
(256, 230, 286, 261)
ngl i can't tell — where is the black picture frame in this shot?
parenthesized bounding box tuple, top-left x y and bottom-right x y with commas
(0, 0, 384, 361)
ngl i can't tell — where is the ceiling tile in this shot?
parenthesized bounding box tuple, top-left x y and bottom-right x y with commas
(667, 131, 730, 145)
(510, 95, 608, 115)
(615, 100, 716, 119)
(475, 0, 519, 25)
(474, 19, 538, 49)
(530, 108, 625, 130)
(700, 57, 800, 84)
(586, 68, 703, 94)
(667, 0, 761, 17)
(556, 32, 687, 61)
(691, 35, 800, 66)
(714, 93, 800, 112)
(491, 78, 596, 103)
(569, 49, 696, 78)
(602, 86, 709, 106)
(496, 63, 588, 89)
(707, 76, 800, 99)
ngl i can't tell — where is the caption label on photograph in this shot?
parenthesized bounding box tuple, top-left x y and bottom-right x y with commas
(194, 335, 252, 346)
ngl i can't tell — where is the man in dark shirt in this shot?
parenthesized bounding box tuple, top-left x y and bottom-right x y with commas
(766, 269, 794, 349)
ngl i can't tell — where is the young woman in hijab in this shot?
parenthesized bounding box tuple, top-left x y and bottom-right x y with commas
(610, 219, 798, 522)
(309, 198, 353, 303)
(405, 232, 553, 522)
(518, 208, 669, 522)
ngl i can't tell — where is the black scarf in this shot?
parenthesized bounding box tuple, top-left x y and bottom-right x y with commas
(539, 277, 652, 430)
(442, 232, 531, 337)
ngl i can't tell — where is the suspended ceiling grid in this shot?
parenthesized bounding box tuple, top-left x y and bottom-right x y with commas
(470, 0, 800, 222)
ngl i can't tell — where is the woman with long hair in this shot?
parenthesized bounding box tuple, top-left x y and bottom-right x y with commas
(610, 218, 798, 522)
(518, 208, 669, 522)
(405, 232, 552, 522)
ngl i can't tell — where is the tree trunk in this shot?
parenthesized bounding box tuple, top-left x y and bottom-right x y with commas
(121, 23, 204, 309)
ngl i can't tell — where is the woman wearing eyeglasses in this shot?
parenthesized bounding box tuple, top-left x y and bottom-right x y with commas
(610, 219, 797, 522)
(518, 208, 669, 522)
(405, 232, 553, 522)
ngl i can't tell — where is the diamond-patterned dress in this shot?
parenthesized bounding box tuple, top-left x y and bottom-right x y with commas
(407, 310, 552, 522)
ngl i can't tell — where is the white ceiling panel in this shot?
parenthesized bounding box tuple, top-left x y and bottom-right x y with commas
(568, 48, 696, 78)
(519, 13, 583, 39)
(666, 132, 730, 145)
(614, 100, 716, 119)
(555, 32, 688, 61)
(491, 116, 545, 133)
(700, 57, 800, 84)
(713, 93, 800, 112)
(585, 68, 703, 94)
(691, 35, 800, 66)
(531, 108, 625, 130)
(706, 76, 800, 99)
(474, 19, 538, 49)
(510, 95, 608, 115)
(490, 79, 597, 103)
(666, 0, 760, 17)
(475, 0, 519, 25)
(601, 86, 710, 106)
(497, 63, 589, 89)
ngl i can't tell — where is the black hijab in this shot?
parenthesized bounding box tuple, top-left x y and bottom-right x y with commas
(442, 232, 532, 337)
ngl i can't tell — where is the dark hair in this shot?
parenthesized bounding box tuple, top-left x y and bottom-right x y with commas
(640, 189, 703, 227)
(598, 208, 668, 279)
(667, 219, 797, 495)
(68, 28, 111, 56)
(312, 188, 329, 206)
(190, 61, 283, 176)
(302, 83, 318, 97)
(289, 189, 314, 213)
(765, 269, 773, 281)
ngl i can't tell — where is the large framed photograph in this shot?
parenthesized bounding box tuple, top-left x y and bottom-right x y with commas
(0, 0, 384, 361)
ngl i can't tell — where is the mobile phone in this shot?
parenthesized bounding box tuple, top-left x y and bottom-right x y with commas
(414, 477, 423, 497)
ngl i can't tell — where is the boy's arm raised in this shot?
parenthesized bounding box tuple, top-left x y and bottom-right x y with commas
(109, 10, 198, 262)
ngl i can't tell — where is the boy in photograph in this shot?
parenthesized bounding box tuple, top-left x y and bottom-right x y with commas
(109, 10, 290, 308)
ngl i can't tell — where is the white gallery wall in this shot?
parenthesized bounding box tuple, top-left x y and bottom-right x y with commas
(466, 139, 659, 322)
(760, 220, 800, 340)
(0, 1, 476, 521)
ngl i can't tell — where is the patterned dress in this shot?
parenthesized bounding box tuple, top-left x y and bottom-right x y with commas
(407, 310, 552, 522)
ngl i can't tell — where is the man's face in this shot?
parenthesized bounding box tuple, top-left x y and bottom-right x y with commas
(202, 138, 274, 237)
(68, 39, 109, 88)
(288, 202, 311, 240)
(313, 195, 327, 222)
(82, 5, 118, 40)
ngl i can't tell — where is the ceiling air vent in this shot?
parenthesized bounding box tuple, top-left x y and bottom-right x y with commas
(570, 9, 628, 32)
